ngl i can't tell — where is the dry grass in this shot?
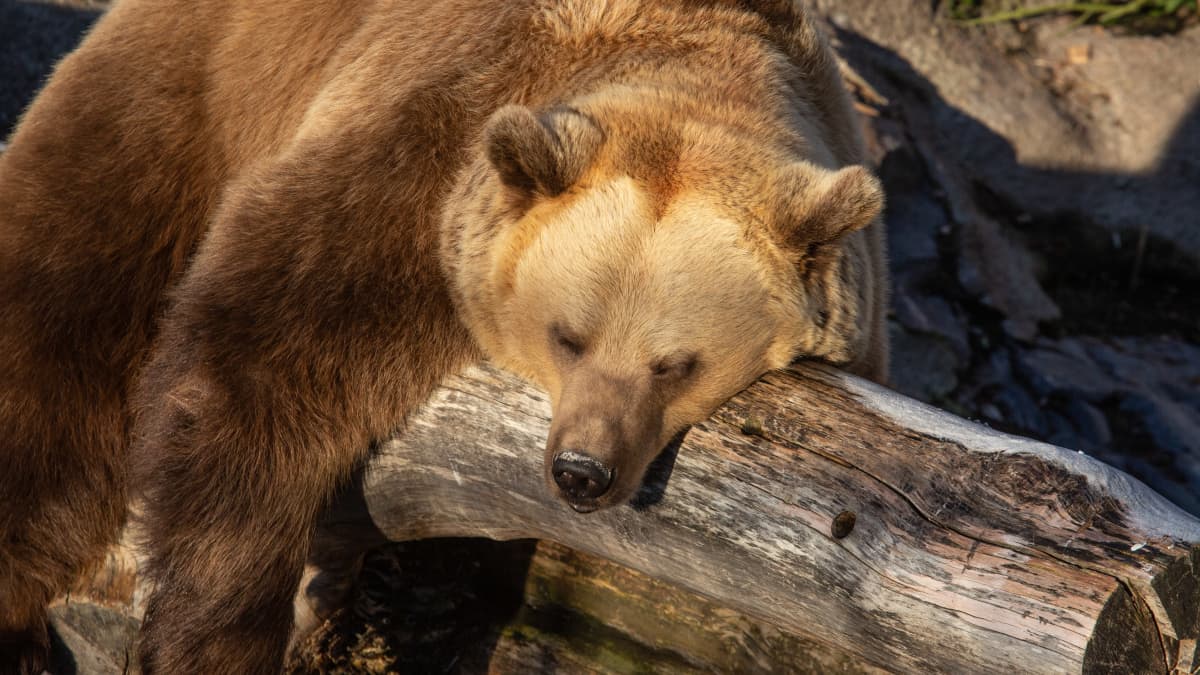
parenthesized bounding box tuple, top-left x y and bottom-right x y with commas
(948, 0, 1198, 31)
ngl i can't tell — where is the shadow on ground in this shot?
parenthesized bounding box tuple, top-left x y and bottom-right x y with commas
(835, 27, 1200, 516)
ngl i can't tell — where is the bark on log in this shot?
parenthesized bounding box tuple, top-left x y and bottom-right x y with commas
(485, 539, 893, 674)
(58, 363, 1200, 674)
(350, 363, 1200, 674)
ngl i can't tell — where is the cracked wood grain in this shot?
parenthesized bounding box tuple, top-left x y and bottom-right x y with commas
(352, 362, 1199, 673)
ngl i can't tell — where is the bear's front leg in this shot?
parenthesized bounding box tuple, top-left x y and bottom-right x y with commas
(291, 470, 393, 655)
(130, 139, 477, 673)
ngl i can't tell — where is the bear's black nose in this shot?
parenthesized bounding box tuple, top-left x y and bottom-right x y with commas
(552, 451, 613, 501)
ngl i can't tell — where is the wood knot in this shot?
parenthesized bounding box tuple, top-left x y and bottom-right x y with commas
(740, 416, 765, 437)
(831, 510, 857, 539)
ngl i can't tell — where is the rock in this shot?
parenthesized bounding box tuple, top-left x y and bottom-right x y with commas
(866, 101, 1064, 344)
(955, 212, 1060, 342)
(879, 146, 947, 271)
(952, 345, 1012, 408)
(1119, 393, 1200, 459)
(1012, 336, 1200, 515)
(1119, 448, 1200, 519)
(863, 85, 1064, 343)
(1015, 343, 1119, 401)
(1044, 410, 1082, 452)
(892, 293, 970, 361)
(48, 602, 140, 675)
(1085, 336, 1200, 392)
(983, 383, 1047, 438)
(1060, 396, 1112, 450)
(887, 322, 960, 401)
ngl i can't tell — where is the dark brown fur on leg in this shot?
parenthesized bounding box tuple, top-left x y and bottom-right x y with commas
(0, 6, 217, 672)
(131, 346, 367, 673)
(129, 132, 477, 671)
(0, 387, 125, 675)
(291, 470, 393, 658)
(132, 379, 339, 673)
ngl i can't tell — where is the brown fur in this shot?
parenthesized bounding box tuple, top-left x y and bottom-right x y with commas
(0, 1, 887, 672)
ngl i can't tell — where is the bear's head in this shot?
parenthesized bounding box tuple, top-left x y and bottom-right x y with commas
(442, 102, 883, 513)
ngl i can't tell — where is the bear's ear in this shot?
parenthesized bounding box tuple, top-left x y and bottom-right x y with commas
(767, 163, 884, 250)
(484, 105, 605, 198)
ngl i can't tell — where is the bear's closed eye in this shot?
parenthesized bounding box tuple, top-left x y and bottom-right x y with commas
(551, 324, 586, 358)
(651, 353, 698, 380)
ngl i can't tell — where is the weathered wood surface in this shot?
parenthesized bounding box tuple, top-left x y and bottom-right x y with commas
(353, 363, 1200, 674)
(486, 540, 890, 674)
(56, 362, 1200, 674)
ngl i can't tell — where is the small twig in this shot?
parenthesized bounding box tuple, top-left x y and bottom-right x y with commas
(1070, 10, 1100, 27)
(1099, 0, 1151, 22)
(837, 58, 890, 107)
(853, 101, 881, 118)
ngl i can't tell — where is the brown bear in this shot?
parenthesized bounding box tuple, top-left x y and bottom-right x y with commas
(0, 0, 888, 672)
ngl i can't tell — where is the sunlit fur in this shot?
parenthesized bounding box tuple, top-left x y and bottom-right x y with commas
(1, 0, 886, 671)
(447, 97, 887, 510)
(490, 178, 788, 507)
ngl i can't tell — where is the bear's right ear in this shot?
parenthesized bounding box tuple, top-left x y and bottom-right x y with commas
(484, 105, 605, 198)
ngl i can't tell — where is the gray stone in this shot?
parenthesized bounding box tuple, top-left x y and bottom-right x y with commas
(1084, 336, 1200, 392)
(955, 212, 1060, 342)
(49, 602, 140, 675)
(1015, 343, 1120, 401)
(1061, 397, 1113, 450)
(1045, 410, 1083, 452)
(1119, 393, 1200, 459)
(891, 293, 971, 361)
(888, 322, 960, 402)
(880, 147, 947, 271)
(953, 346, 1013, 407)
(1122, 454, 1200, 519)
(985, 384, 1048, 438)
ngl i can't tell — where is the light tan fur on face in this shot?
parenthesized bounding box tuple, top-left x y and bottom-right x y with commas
(451, 102, 882, 509)
(496, 176, 787, 508)
(445, 76, 886, 508)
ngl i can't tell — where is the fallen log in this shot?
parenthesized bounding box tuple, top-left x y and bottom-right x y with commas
(484, 539, 894, 674)
(57, 362, 1200, 674)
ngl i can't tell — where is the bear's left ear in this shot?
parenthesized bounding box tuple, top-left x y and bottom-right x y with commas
(484, 105, 605, 198)
(767, 163, 884, 251)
